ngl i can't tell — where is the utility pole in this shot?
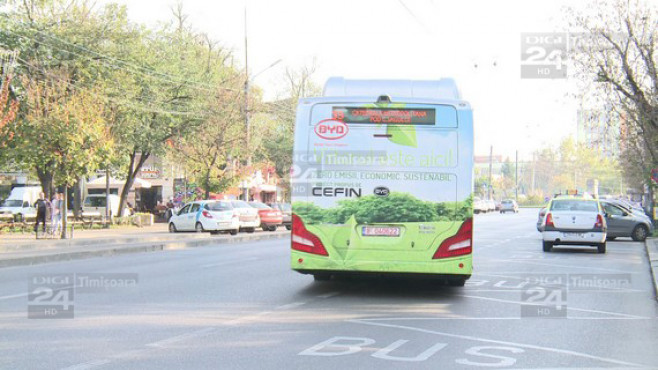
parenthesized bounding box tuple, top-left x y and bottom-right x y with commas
(488, 145, 493, 200)
(243, 7, 251, 167)
(515, 150, 518, 202)
(105, 168, 111, 223)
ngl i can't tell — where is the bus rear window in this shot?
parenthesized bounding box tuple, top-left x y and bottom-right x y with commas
(332, 107, 435, 125)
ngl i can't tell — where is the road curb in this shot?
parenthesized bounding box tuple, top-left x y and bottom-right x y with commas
(0, 232, 289, 268)
(644, 238, 658, 300)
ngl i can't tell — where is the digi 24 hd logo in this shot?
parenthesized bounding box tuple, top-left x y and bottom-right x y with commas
(521, 33, 567, 79)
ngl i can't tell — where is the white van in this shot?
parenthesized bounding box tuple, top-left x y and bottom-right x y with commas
(82, 194, 129, 218)
(0, 186, 42, 219)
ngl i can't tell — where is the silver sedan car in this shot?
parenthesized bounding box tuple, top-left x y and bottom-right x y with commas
(600, 200, 653, 241)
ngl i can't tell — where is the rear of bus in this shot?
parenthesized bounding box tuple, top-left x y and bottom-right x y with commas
(290, 77, 473, 285)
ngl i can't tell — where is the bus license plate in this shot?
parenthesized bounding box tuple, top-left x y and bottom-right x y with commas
(362, 226, 400, 237)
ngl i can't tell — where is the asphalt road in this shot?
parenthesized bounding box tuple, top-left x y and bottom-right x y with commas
(1, 208, 657, 369)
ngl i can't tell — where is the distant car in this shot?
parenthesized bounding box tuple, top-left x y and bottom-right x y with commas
(495, 201, 502, 211)
(82, 194, 130, 218)
(270, 202, 291, 230)
(229, 200, 260, 233)
(248, 201, 283, 231)
(600, 200, 653, 241)
(500, 199, 519, 214)
(536, 207, 547, 232)
(168, 200, 239, 234)
(541, 198, 607, 253)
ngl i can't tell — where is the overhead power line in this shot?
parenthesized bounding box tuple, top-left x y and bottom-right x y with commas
(16, 55, 210, 118)
(4, 27, 238, 94)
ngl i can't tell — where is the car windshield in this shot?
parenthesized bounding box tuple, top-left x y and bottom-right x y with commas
(502, 200, 513, 204)
(1, 200, 23, 207)
(248, 202, 270, 209)
(231, 200, 249, 208)
(550, 200, 598, 212)
(205, 201, 232, 211)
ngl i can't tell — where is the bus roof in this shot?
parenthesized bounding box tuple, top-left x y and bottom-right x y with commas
(323, 77, 461, 100)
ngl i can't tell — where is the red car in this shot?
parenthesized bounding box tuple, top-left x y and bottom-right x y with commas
(248, 201, 283, 231)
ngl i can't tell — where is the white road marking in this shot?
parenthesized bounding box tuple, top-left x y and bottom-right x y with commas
(60, 359, 112, 370)
(489, 258, 633, 273)
(349, 319, 647, 368)
(200, 257, 258, 268)
(146, 327, 216, 348)
(355, 316, 649, 321)
(457, 294, 649, 319)
(317, 291, 341, 299)
(276, 301, 307, 310)
(472, 273, 644, 293)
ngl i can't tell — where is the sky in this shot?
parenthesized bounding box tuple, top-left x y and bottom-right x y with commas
(100, 0, 587, 160)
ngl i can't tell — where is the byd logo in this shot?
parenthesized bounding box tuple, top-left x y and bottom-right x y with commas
(314, 119, 348, 140)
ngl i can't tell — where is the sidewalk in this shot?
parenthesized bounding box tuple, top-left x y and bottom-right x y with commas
(0, 224, 290, 268)
(645, 238, 658, 300)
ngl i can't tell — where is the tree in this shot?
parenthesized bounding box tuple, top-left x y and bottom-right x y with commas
(0, 0, 135, 197)
(112, 6, 238, 215)
(253, 64, 322, 200)
(569, 0, 657, 208)
(172, 88, 244, 199)
(0, 75, 19, 147)
(21, 75, 113, 238)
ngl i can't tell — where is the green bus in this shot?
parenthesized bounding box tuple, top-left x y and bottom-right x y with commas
(290, 77, 473, 286)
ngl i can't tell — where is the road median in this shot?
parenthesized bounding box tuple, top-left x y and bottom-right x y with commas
(0, 229, 290, 268)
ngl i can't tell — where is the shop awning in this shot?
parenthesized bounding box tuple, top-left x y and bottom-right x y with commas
(87, 176, 152, 189)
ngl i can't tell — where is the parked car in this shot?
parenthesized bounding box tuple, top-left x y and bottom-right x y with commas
(485, 199, 496, 213)
(168, 200, 239, 234)
(600, 200, 653, 241)
(473, 197, 487, 214)
(541, 198, 607, 253)
(229, 200, 260, 233)
(248, 201, 283, 231)
(270, 202, 292, 230)
(500, 199, 519, 214)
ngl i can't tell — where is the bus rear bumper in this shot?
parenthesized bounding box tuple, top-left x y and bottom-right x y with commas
(291, 251, 472, 279)
(293, 268, 471, 282)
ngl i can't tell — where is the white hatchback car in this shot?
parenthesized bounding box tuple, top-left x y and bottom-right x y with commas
(541, 198, 607, 253)
(229, 200, 260, 233)
(169, 200, 239, 234)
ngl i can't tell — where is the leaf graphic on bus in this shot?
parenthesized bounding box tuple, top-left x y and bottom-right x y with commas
(386, 125, 417, 147)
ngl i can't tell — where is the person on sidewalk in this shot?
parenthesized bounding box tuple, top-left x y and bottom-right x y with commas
(51, 193, 62, 235)
(33, 192, 50, 233)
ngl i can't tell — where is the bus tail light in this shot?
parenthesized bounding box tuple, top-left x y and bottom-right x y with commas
(433, 219, 472, 259)
(291, 214, 328, 256)
(545, 213, 554, 228)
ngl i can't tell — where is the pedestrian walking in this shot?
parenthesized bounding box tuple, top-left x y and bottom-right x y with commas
(51, 193, 62, 235)
(33, 192, 50, 233)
